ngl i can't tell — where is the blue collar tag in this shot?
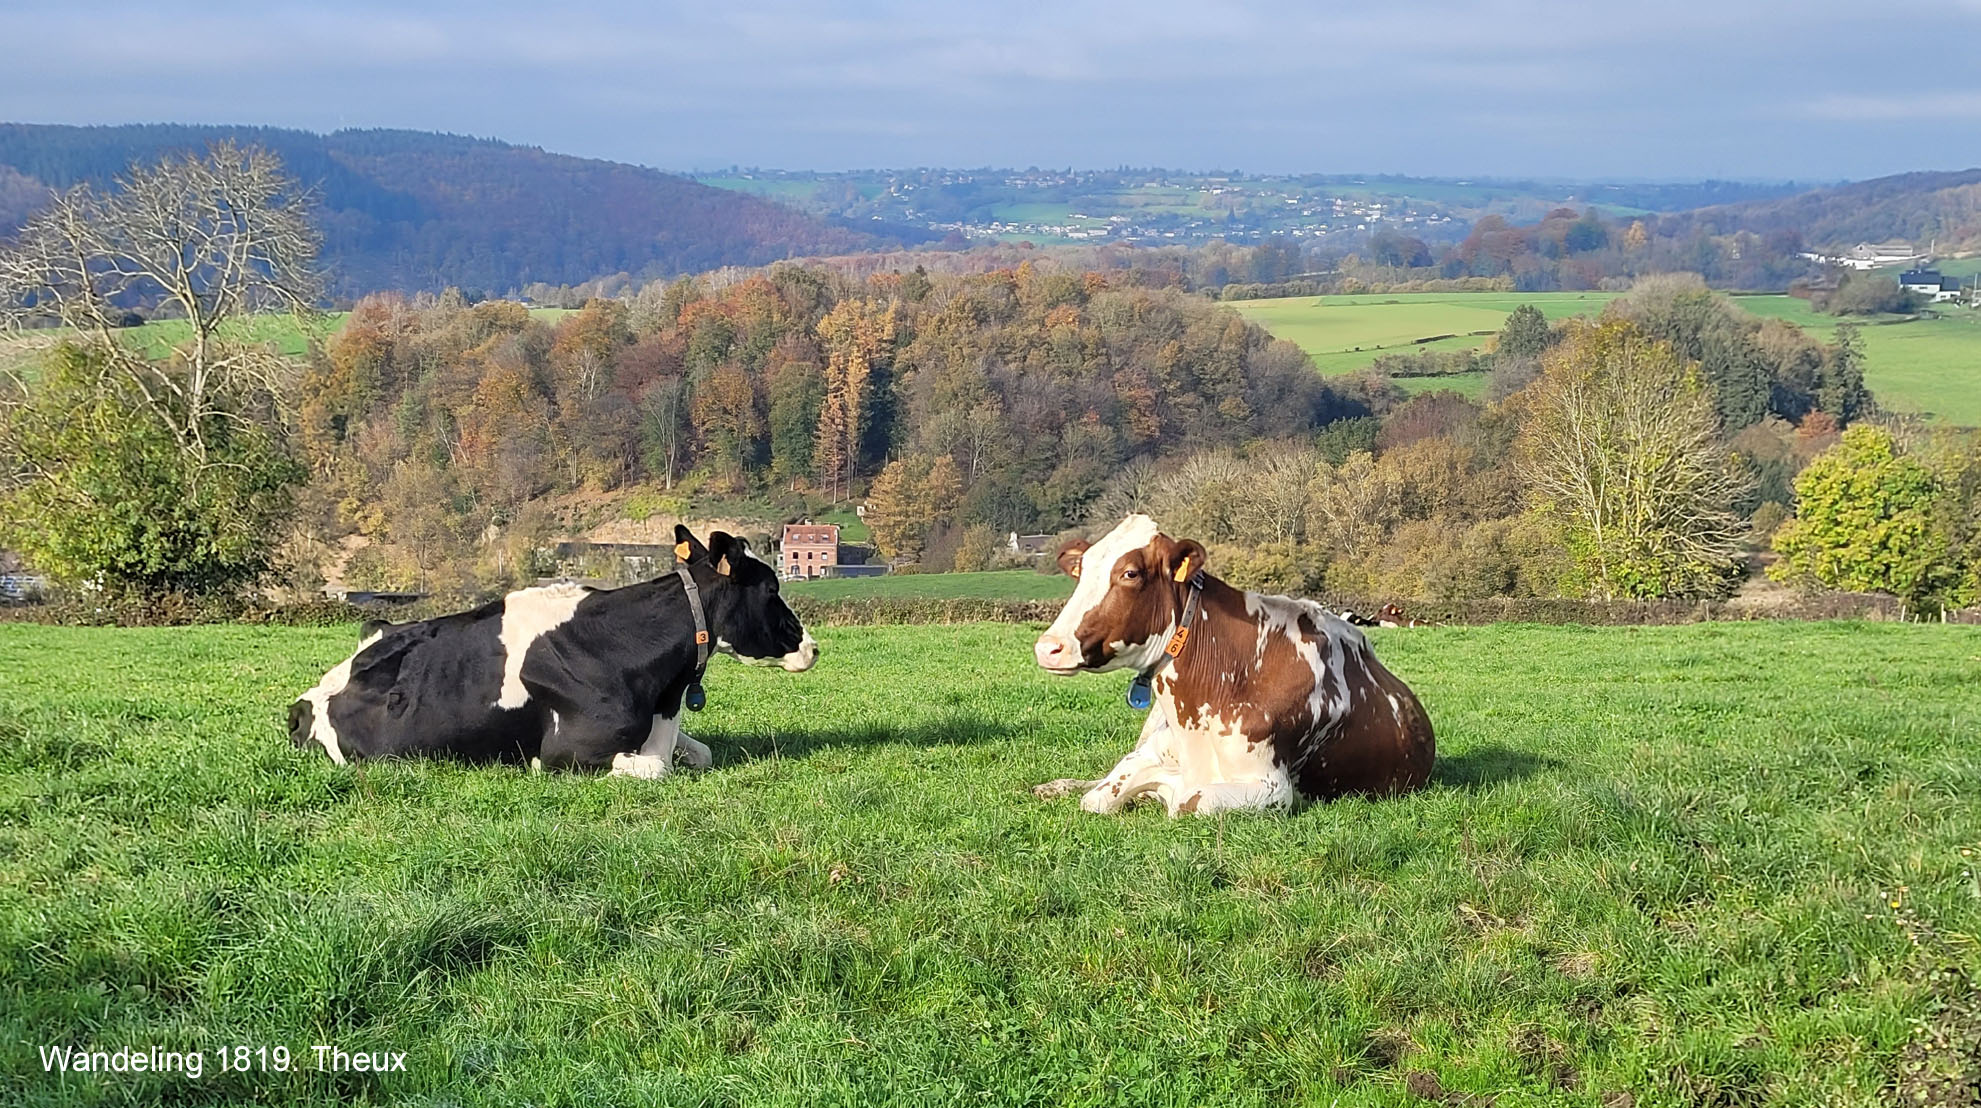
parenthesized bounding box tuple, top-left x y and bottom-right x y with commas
(685, 684, 706, 712)
(1126, 675, 1154, 711)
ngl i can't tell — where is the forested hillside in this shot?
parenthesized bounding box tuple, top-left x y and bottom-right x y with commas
(297, 265, 1378, 592)
(1653, 169, 1981, 254)
(0, 124, 920, 296)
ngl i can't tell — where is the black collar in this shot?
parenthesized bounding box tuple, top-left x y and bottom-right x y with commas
(1127, 569, 1206, 710)
(675, 565, 712, 711)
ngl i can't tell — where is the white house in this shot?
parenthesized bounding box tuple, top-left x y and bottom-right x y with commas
(1899, 270, 1967, 303)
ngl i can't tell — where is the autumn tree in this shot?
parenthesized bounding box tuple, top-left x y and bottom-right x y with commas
(1769, 426, 1950, 609)
(691, 362, 763, 490)
(864, 456, 931, 563)
(1517, 319, 1749, 599)
(767, 357, 825, 487)
(813, 298, 897, 500)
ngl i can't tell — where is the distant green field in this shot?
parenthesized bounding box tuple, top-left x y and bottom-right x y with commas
(783, 569, 1071, 602)
(4, 308, 577, 378)
(1230, 293, 1620, 374)
(813, 508, 870, 544)
(1235, 291, 1981, 424)
(1732, 295, 1981, 425)
(128, 313, 346, 358)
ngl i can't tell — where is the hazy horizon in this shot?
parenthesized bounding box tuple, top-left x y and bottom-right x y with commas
(4, 1, 1978, 182)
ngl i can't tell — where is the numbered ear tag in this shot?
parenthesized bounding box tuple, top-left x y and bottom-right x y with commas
(1126, 675, 1154, 711)
(685, 684, 706, 712)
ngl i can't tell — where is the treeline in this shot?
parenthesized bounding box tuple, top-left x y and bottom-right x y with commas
(1302, 210, 1814, 293)
(298, 264, 1379, 592)
(0, 124, 917, 296)
(1076, 276, 1878, 604)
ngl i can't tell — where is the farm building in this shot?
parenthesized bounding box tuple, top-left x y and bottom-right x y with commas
(1898, 269, 1968, 303)
(780, 523, 840, 580)
(1839, 240, 1926, 269)
(1006, 532, 1058, 560)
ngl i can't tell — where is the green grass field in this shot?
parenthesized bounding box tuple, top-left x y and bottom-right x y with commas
(127, 313, 347, 358)
(3, 620, 1977, 1106)
(783, 568, 1071, 601)
(1229, 293, 1621, 374)
(5, 307, 575, 380)
(1234, 291, 1981, 424)
(1731, 295, 1981, 425)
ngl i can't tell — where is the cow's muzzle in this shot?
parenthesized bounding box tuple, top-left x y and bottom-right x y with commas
(779, 633, 819, 673)
(1034, 633, 1085, 674)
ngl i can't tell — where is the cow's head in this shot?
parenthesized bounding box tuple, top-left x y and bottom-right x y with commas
(1034, 514, 1206, 675)
(675, 525, 818, 672)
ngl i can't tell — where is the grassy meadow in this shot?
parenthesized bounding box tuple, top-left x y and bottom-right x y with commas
(3, 619, 1978, 1106)
(1232, 290, 1981, 424)
(782, 568, 1071, 602)
(2, 307, 578, 379)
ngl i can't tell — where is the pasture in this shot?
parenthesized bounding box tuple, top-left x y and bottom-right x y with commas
(1228, 292, 1622, 375)
(783, 568, 1071, 602)
(1232, 291, 1981, 425)
(3, 620, 1978, 1106)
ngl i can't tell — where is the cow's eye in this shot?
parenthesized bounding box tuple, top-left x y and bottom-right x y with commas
(1121, 567, 1140, 581)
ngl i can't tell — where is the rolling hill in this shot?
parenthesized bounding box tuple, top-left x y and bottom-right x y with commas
(1651, 167, 1981, 253)
(0, 124, 927, 297)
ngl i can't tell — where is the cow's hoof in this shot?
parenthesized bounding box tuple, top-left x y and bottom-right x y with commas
(1033, 778, 1093, 800)
(1079, 788, 1118, 814)
(674, 735, 713, 770)
(609, 752, 670, 780)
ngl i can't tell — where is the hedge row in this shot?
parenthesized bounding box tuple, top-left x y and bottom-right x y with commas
(3, 588, 1967, 629)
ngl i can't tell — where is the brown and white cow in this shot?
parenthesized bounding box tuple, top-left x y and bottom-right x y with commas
(1032, 514, 1434, 816)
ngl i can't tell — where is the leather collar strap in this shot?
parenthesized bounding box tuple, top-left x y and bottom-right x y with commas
(1127, 568, 1206, 711)
(674, 565, 711, 711)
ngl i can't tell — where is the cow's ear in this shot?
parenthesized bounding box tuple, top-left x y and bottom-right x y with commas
(1057, 539, 1092, 579)
(708, 531, 737, 576)
(673, 525, 708, 565)
(1165, 537, 1208, 583)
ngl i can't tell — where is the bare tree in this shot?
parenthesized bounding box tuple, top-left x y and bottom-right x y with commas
(1516, 318, 1750, 599)
(0, 142, 322, 470)
(1228, 446, 1319, 543)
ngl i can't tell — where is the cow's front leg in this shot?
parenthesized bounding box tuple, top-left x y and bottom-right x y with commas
(609, 713, 680, 780)
(1165, 773, 1297, 817)
(1036, 710, 1171, 807)
(1080, 753, 1184, 813)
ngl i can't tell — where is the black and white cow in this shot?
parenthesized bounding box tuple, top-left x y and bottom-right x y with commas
(288, 526, 816, 777)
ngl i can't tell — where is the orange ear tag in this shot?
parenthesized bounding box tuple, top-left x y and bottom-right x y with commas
(1172, 560, 1192, 582)
(674, 541, 691, 561)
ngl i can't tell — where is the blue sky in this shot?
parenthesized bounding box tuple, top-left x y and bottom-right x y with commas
(5, 0, 1978, 181)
